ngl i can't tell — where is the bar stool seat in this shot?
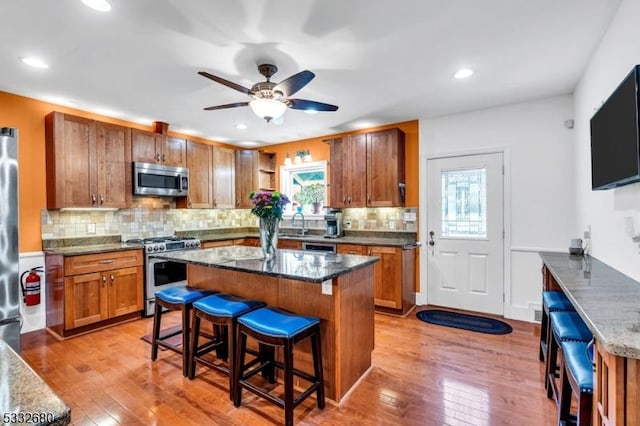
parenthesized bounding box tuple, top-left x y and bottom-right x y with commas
(540, 291, 575, 362)
(558, 340, 594, 425)
(189, 293, 265, 398)
(151, 286, 216, 377)
(234, 307, 325, 426)
(546, 311, 592, 401)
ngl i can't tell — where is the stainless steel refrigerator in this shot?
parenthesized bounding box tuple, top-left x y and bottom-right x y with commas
(0, 127, 21, 353)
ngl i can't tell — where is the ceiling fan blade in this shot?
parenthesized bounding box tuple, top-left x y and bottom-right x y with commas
(273, 70, 315, 96)
(288, 99, 339, 112)
(198, 71, 254, 95)
(203, 102, 250, 111)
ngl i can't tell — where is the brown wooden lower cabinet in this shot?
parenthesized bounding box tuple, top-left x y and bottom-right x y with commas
(338, 243, 415, 316)
(46, 249, 144, 338)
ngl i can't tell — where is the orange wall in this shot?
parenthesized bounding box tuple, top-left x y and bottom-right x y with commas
(1, 89, 419, 253)
(267, 120, 419, 207)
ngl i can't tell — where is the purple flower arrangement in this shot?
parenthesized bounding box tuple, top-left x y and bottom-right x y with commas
(249, 190, 290, 219)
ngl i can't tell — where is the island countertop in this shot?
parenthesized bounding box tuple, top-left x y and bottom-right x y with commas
(0, 339, 71, 425)
(150, 245, 379, 284)
(539, 251, 640, 359)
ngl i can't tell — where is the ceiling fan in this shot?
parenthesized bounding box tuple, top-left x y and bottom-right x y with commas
(199, 64, 339, 122)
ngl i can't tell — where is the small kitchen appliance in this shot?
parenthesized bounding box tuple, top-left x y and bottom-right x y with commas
(324, 210, 343, 238)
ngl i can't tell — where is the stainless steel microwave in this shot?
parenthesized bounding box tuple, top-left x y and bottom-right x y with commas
(133, 162, 189, 197)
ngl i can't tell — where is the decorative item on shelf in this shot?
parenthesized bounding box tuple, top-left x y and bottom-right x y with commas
(293, 183, 325, 214)
(249, 190, 290, 259)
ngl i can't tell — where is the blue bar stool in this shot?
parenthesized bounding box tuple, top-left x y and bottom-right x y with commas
(188, 293, 265, 399)
(233, 307, 325, 426)
(558, 340, 594, 426)
(540, 291, 575, 363)
(546, 311, 592, 402)
(151, 286, 216, 377)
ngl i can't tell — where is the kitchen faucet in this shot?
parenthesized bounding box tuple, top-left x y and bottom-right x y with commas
(291, 212, 307, 235)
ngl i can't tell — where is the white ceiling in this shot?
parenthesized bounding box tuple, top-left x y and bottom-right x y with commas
(0, 0, 622, 147)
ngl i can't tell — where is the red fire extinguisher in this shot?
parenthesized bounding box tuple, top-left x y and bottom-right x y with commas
(21, 267, 43, 306)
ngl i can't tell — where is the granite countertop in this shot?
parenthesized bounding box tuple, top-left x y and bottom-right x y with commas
(540, 251, 640, 359)
(0, 340, 71, 425)
(194, 230, 418, 248)
(43, 242, 143, 256)
(150, 245, 379, 283)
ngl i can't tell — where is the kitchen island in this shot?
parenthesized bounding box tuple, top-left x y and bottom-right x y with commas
(150, 246, 379, 403)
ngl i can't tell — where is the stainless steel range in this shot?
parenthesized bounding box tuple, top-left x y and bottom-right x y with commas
(127, 236, 201, 316)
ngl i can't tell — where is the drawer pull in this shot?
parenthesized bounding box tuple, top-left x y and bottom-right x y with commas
(99, 259, 115, 264)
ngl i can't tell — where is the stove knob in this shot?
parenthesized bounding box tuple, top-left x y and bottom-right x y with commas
(159, 246, 165, 251)
(194, 241, 201, 247)
(146, 246, 152, 253)
(153, 246, 160, 252)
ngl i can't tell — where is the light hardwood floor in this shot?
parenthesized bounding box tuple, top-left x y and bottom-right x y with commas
(20, 309, 557, 425)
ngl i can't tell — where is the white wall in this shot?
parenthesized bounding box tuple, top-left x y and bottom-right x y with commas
(419, 95, 576, 321)
(19, 252, 46, 333)
(574, 0, 640, 280)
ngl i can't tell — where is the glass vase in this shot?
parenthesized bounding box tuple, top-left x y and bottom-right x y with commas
(259, 217, 279, 259)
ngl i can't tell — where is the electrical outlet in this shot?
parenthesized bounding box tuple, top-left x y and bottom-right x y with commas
(321, 280, 332, 295)
(87, 223, 96, 234)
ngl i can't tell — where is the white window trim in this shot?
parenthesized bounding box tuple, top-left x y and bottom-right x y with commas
(279, 160, 328, 217)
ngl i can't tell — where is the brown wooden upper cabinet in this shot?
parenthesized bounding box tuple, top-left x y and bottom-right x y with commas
(235, 150, 276, 208)
(235, 150, 259, 208)
(329, 128, 405, 208)
(183, 140, 213, 208)
(212, 146, 236, 209)
(45, 111, 132, 209)
(179, 142, 236, 209)
(131, 129, 186, 167)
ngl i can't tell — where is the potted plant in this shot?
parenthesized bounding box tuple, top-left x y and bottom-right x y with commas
(293, 183, 325, 214)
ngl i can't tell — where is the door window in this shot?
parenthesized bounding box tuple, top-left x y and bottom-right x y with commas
(441, 167, 487, 238)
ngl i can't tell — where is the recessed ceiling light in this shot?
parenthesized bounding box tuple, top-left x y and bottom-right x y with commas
(21, 57, 49, 69)
(81, 0, 111, 12)
(454, 68, 474, 79)
(235, 123, 248, 130)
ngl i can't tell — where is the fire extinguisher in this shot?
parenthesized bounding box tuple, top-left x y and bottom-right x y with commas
(21, 266, 43, 306)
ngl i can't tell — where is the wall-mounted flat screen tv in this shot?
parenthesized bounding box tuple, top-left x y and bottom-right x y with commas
(590, 65, 640, 190)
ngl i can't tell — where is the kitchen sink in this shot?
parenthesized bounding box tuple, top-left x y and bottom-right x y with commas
(279, 233, 309, 239)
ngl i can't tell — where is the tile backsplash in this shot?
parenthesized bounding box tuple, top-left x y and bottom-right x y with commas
(41, 197, 417, 241)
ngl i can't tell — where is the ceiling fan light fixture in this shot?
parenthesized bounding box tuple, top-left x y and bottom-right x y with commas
(249, 98, 287, 122)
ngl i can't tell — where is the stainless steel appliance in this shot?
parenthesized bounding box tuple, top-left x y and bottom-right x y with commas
(133, 162, 189, 197)
(0, 127, 21, 353)
(324, 210, 343, 238)
(127, 236, 201, 316)
(302, 241, 337, 253)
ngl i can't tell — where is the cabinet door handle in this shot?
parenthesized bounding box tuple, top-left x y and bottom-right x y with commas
(100, 194, 104, 205)
(368, 248, 372, 256)
(367, 195, 371, 204)
(102, 275, 106, 286)
(156, 153, 161, 162)
(91, 194, 97, 205)
(162, 153, 166, 162)
(110, 274, 114, 284)
(99, 259, 114, 264)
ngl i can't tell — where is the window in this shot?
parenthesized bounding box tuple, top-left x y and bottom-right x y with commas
(280, 161, 327, 216)
(441, 167, 487, 238)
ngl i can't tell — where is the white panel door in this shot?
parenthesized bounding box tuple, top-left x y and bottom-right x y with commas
(427, 152, 504, 315)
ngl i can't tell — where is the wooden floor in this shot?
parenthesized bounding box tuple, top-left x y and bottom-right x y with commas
(20, 309, 557, 425)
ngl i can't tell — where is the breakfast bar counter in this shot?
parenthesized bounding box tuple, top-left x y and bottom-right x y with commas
(151, 246, 380, 403)
(539, 251, 640, 425)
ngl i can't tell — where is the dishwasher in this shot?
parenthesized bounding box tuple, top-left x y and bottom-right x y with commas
(301, 241, 337, 253)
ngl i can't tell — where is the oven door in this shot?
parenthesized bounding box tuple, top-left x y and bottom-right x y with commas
(144, 256, 188, 316)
